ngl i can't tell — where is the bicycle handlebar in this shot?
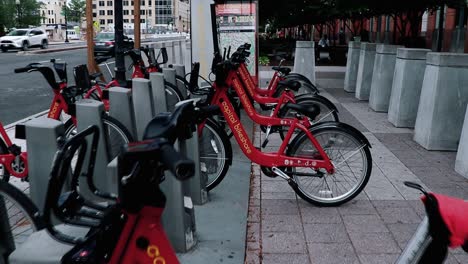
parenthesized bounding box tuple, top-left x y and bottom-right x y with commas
(14, 63, 60, 90)
(14, 66, 32, 73)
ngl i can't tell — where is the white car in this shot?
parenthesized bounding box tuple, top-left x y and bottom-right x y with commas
(0, 28, 48, 52)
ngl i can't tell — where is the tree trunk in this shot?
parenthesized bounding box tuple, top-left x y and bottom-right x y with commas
(134, 0, 140, 48)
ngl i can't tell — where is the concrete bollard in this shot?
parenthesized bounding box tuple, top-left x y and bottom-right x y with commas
(76, 100, 114, 194)
(132, 78, 154, 140)
(455, 108, 468, 179)
(388, 48, 431, 128)
(173, 64, 188, 99)
(293, 41, 316, 85)
(414, 52, 468, 151)
(109, 87, 137, 139)
(344, 41, 361, 92)
(369, 44, 403, 112)
(150, 73, 168, 115)
(355, 43, 377, 100)
(164, 41, 176, 65)
(174, 40, 184, 65)
(25, 117, 64, 211)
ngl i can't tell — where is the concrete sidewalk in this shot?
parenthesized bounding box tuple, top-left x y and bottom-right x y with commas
(246, 67, 468, 264)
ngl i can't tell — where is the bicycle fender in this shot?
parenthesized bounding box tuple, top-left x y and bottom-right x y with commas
(285, 73, 313, 85)
(310, 121, 371, 148)
(295, 95, 339, 113)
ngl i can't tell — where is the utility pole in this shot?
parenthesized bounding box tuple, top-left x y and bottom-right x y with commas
(114, 0, 127, 86)
(134, 0, 141, 48)
(86, 0, 99, 75)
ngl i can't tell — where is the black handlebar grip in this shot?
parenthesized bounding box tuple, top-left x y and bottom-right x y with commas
(14, 67, 31, 73)
(160, 144, 195, 181)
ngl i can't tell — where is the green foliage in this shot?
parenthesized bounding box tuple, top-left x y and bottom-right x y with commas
(66, 0, 86, 23)
(0, 0, 43, 31)
(260, 0, 467, 27)
(258, 56, 270, 66)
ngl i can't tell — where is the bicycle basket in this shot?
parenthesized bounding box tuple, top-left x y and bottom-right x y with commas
(54, 62, 68, 82)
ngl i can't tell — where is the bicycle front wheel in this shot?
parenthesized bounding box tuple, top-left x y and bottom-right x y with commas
(164, 81, 184, 112)
(0, 180, 44, 252)
(287, 126, 371, 206)
(199, 118, 232, 191)
(64, 115, 134, 160)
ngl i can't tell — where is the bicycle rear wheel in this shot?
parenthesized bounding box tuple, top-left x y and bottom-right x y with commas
(64, 115, 134, 160)
(0, 139, 10, 182)
(199, 118, 232, 191)
(0, 180, 44, 253)
(287, 126, 371, 206)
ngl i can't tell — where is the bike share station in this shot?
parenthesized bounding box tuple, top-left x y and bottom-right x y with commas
(0, 1, 257, 264)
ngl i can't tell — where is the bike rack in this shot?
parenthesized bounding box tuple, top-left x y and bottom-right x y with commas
(149, 73, 168, 114)
(75, 100, 115, 196)
(24, 117, 65, 211)
(108, 87, 137, 139)
(132, 78, 155, 140)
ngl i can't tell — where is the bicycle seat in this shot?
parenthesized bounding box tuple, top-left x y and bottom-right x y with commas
(143, 101, 195, 142)
(272, 66, 292, 75)
(284, 103, 320, 119)
(95, 56, 112, 64)
(278, 80, 300, 91)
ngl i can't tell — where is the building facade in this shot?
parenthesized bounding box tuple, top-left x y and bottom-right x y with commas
(91, 0, 190, 33)
(39, 0, 66, 25)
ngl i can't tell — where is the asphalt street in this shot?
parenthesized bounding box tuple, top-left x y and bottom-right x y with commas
(0, 48, 88, 124)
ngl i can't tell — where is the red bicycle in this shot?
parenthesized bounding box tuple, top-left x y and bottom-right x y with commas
(11, 60, 134, 179)
(0, 101, 204, 263)
(0, 122, 28, 182)
(82, 47, 184, 111)
(194, 57, 372, 205)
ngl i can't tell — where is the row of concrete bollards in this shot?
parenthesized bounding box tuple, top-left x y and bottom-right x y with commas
(344, 41, 468, 180)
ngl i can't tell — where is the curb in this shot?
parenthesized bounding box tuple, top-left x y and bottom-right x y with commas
(5, 110, 49, 131)
(19, 45, 87, 55)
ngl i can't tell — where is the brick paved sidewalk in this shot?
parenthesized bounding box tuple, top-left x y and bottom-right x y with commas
(246, 67, 468, 264)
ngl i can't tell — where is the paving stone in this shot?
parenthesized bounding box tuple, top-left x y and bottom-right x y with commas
(261, 214, 302, 233)
(338, 199, 378, 215)
(348, 232, 401, 254)
(343, 215, 389, 233)
(374, 206, 421, 224)
(407, 200, 427, 219)
(298, 204, 342, 223)
(262, 253, 311, 264)
(262, 232, 307, 254)
(359, 254, 399, 264)
(308, 243, 360, 264)
(261, 199, 299, 215)
(387, 222, 420, 248)
(453, 249, 468, 263)
(262, 192, 297, 200)
(303, 223, 350, 243)
(248, 206, 260, 223)
(261, 181, 295, 193)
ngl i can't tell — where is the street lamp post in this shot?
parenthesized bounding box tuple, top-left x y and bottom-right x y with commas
(64, 6, 69, 43)
(15, 0, 20, 28)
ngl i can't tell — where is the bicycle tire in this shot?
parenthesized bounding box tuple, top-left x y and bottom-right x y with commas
(175, 75, 190, 98)
(64, 115, 134, 161)
(286, 126, 371, 206)
(164, 81, 184, 112)
(273, 80, 319, 97)
(285, 73, 313, 85)
(0, 180, 45, 251)
(0, 139, 10, 182)
(199, 118, 232, 191)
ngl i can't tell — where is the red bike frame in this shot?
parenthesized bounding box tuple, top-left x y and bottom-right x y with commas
(0, 122, 28, 178)
(201, 70, 334, 172)
(108, 207, 179, 264)
(47, 82, 77, 124)
(239, 63, 284, 97)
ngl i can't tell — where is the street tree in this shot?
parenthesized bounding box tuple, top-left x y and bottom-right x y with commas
(67, 0, 86, 24)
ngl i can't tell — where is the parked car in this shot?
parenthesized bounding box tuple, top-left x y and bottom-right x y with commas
(0, 28, 48, 52)
(66, 30, 80, 40)
(94, 32, 134, 56)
